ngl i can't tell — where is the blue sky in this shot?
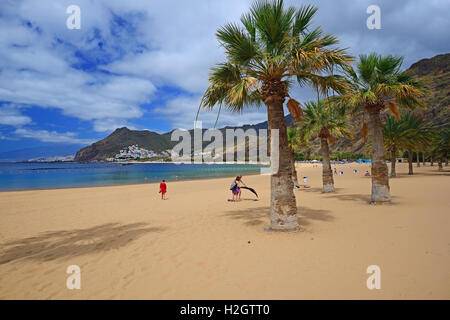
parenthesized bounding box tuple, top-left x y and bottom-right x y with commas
(0, 0, 449, 153)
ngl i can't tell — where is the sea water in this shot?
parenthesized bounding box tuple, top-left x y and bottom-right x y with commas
(0, 162, 267, 191)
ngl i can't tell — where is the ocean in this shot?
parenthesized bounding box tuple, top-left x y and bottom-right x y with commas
(0, 162, 268, 191)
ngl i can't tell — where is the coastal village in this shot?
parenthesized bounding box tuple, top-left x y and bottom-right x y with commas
(109, 144, 171, 161)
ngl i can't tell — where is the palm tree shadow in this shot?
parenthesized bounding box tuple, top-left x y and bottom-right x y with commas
(223, 206, 334, 227)
(324, 193, 371, 204)
(395, 171, 450, 178)
(296, 187, 345, 193)
(322, 193, 401, 205)
(0, 222, 165, 265)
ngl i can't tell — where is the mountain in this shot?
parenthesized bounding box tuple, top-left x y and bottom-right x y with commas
(74, 127, 173, 162)
(0, 145, 85, 162)
(408, 53, 449, 127)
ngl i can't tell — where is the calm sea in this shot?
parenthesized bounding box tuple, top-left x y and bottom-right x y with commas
(0, 162, 267, 191)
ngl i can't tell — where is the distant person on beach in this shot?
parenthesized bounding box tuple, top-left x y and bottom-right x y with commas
(364, 171, 370, 176)
(159, 179, 167, 200)
(334, 168, 337, 175)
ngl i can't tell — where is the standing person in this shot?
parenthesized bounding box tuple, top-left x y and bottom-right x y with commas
(159, 179, 167, 200)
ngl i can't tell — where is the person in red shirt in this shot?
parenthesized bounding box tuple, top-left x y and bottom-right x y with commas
(159, 179, 167, 200)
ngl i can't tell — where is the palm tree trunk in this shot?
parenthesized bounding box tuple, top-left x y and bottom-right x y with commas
(422, 150, 425, 166)
(446, 158, 448, 167)
(408, 149, 413, 175)
(438, 159, 443, 171)
(320, 137, 335, 192)
(290, 148, 300, 187)
(367, 108, 391, 203)
(416, 152, 420, 167)
(266, 95, 298, 231)
(430, 156, 434, 166)
(390, 147, 397, 178)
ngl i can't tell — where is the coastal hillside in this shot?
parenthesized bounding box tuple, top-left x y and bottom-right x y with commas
(75, 54, 448, 162)
(74, 127, 173, 162)
(408, 53, 450, 127)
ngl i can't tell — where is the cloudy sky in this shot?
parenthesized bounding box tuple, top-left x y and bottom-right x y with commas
(0, 0, 449, 152)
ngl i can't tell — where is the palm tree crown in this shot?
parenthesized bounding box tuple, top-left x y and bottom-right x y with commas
(198, 0, 353, 117)
(383, 114, 417, 153)
(339, 53, 426, 115)
(301, 100, 353, 142)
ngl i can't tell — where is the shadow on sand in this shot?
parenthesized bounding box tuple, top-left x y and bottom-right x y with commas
(223, 206, 334, 227)
(324, 193, 372, 204)
(0, 222, 165, 265)
(296, 187, 345, 193)
(393, 171, 450, 178)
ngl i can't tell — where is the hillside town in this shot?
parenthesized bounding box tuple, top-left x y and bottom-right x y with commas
(110, 145, 171, 161)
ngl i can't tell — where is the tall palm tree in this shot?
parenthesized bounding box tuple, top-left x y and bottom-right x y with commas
(301, 100, 353, 192)
(382, 115, 415, 177)
(334, 53, 426, 203)
(198, 0, 352, 230)
(287, 127, 300, 187)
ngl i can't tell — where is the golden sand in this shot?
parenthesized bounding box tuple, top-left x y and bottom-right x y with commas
(0, 162, 449, 299)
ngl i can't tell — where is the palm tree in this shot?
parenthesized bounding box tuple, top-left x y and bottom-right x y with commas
(334, 54, 426, 203)
(401, 114, 434, 175)
(431, 128, 449, 172)
(301, 100, 353, 192)
(287, 127, 300, 187)
(382, 115, 415, 177)
(198, 0, 352, 230)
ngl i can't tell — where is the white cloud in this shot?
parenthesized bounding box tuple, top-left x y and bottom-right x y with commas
(0, 104, 32, 126)
(93, 118, 137, 133)
(14, 128, 95, 144)
(153, 95, 267, 130)
(0, 1, 157, 132)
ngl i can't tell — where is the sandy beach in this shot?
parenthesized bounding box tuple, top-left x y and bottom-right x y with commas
(0, 162, 449, 299)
